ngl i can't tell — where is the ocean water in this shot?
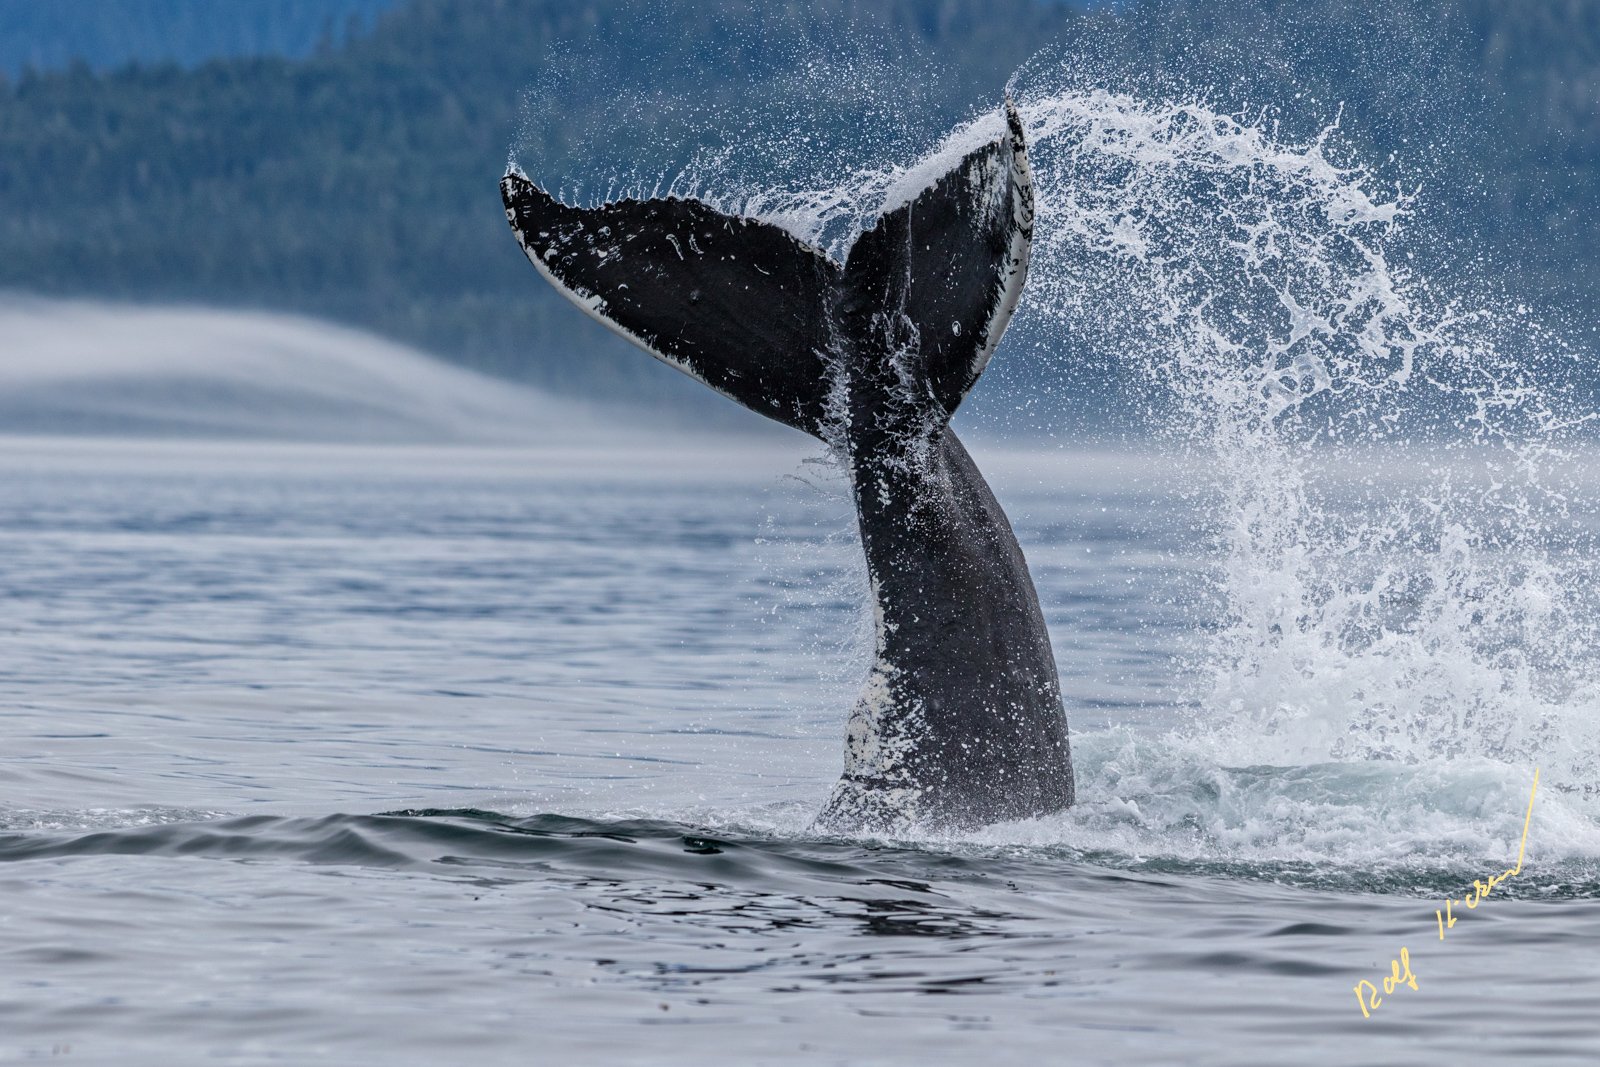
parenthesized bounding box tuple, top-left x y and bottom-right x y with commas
(2, 433, 1596, 1066)
(10, 43, 1600, 1064)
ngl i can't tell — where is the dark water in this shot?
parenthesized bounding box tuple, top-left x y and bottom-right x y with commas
(3, 436, 1596, 1065)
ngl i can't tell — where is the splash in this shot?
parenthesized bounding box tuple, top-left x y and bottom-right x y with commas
(997, 87, 1600, 808)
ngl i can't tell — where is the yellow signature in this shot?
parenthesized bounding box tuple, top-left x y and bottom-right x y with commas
(1352, 767, 1539, 1020)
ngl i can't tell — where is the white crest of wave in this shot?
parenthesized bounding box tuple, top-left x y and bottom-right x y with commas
(0, 296, 600, 443)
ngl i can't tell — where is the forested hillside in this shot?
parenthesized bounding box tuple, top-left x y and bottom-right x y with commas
(0, 0, 395, 76)
(1, 0, 1595, 408)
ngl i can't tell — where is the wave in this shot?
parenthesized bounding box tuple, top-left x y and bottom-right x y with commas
(2, 804, 1594, 900)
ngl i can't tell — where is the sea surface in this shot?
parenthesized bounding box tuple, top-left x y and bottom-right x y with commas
(2, 433, 1597, 1066)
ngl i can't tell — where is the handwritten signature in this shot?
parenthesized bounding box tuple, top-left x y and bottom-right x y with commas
(1352, 767, 1539, 1020)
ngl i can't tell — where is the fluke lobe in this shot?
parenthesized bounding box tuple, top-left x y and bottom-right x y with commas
(501, 100, 1074, 832)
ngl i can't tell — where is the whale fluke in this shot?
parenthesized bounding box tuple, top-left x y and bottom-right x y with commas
(498, 181, 839, 434)
(502, 101, 1073, 832)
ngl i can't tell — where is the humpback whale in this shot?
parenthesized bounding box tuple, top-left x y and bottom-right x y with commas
(501, 101, 1073, 832)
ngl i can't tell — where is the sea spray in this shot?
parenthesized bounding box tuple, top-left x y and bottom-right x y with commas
(1000, 87, 1600, 801)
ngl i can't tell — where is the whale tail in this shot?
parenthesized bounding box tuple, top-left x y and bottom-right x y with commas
(499, 100, 1034, 441)
(503, 102, 1070, 831)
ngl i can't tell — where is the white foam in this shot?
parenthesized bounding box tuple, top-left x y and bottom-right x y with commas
(964, 729, 1599, 872)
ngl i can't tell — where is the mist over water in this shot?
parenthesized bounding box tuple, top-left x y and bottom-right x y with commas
(0, 296, 610, 444)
